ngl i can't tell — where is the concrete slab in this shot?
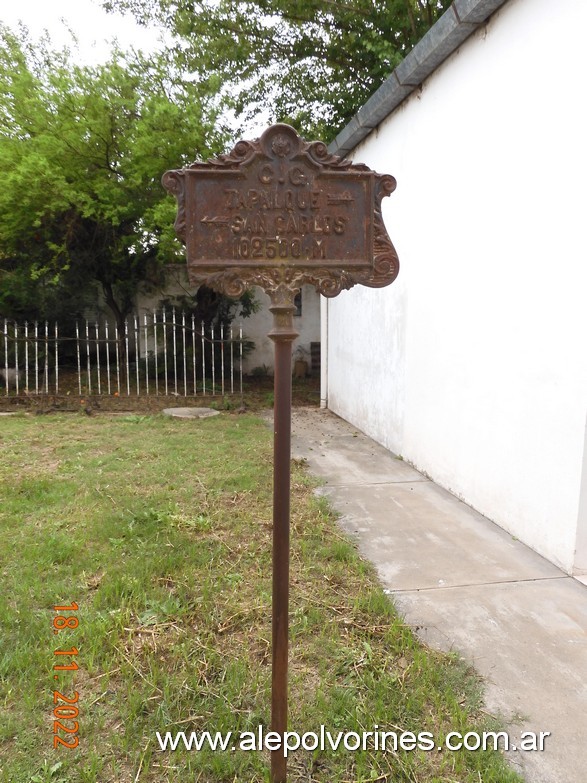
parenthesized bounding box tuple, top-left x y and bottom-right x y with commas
(162, 407, 220, 419)
(290, 408, 587, 783)
(291, 408, 424, 485)
(319, 481, 562, 590)
(394, 578, 587, 783)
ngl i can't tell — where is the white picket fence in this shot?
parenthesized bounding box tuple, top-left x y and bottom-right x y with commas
(0, 311, 244, 397)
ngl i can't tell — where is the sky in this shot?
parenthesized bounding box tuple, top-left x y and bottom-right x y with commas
(0, 0, 165, 64)
(0, 0, 270, 139)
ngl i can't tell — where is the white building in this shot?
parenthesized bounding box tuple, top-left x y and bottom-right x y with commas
(137, 264, 320, 375)
(323, 0, 587, 575)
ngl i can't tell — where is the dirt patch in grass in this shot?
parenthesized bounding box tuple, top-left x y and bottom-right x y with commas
(0, 374, 320, 415)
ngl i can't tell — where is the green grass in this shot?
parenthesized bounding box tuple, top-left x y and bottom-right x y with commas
(0, 413, 522, 782)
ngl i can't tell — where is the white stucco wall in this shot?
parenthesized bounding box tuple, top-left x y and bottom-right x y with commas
(327, 0, 587, 572)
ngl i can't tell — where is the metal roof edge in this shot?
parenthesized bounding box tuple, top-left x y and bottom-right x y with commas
(328, 0, 510, 158)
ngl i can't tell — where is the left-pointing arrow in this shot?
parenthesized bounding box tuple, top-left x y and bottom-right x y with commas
(200, 215, 230, 225)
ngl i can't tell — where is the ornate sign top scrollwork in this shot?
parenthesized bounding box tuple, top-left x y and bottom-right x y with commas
(162, 124, 399, 300)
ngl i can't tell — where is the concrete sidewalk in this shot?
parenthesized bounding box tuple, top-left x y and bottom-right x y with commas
(290, 408, 587, 783)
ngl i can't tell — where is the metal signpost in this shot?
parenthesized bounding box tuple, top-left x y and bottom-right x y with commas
(163, 123, 399, 783)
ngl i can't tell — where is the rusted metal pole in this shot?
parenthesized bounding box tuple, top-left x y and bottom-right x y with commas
(268, 294, 299, 783)
(162, 122, 399, 783)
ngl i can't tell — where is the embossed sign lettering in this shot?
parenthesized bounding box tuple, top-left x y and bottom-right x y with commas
(162, 124, 399, 299)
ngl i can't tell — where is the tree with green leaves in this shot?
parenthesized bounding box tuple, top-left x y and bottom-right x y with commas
(0, 25, 227, 335)
(102, 0, 451, 140)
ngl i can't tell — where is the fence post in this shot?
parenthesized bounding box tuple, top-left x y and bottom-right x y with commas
(85, 320, 91, 395)
(76, 322, 81, 396)
(24, 322, 29, 394)
(192, 314, 197, 395)
(14, 323, 19, 395)
(172, 307, 178, 396)
(134, 315, 140, 396)
(55, 322, 59, 395)
(3, 320, 7, 396)
(220, 323, 225, 397)
(182, 311, 187, 397)
(105, 322, 111, 395)
(125, 320, 130, 396)
(35, 321, 39, 395)
(153, 312, 159, 396)
(44, 321, 49, 395)
(144, 314, 149, 396)
(240, 324, 244, 398)
(163, 309, 168, 396)
(115, 325, 121, 396)
(201, 320, 206, 396)
(95, 322, 101, 396)
(230, 326, 234, 395)
(211, 324, 216, 396)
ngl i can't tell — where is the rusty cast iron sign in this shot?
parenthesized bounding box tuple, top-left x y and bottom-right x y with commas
(163, 124, 398, 783)
(162, 124, 398, 299)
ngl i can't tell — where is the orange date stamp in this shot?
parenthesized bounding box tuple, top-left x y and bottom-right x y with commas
(52, 602, 79, 749)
